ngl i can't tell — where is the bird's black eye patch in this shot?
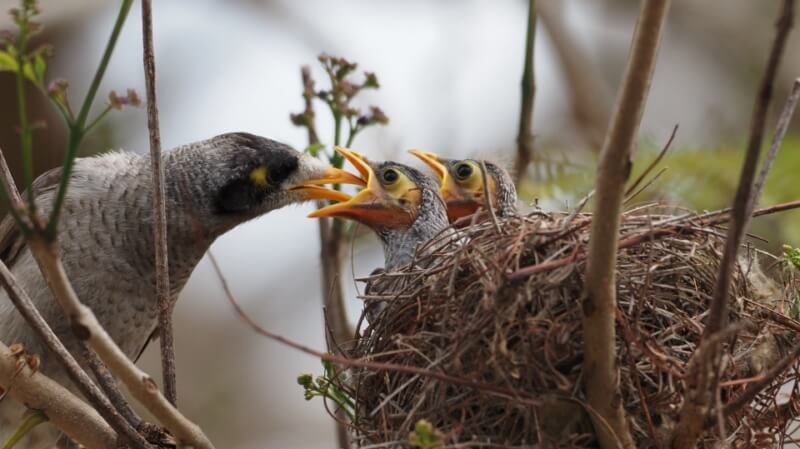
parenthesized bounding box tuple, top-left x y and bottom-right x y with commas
(382, 169, 399, 185)
(216, 178, 267, 214)
(455, 163, 473, 180)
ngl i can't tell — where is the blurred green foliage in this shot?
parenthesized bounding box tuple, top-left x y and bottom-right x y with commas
(521, 136, 800, 253)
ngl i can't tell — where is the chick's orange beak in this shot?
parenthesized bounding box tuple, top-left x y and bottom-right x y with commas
(408, 149, 461, 204)
(308, 147, 414, 227)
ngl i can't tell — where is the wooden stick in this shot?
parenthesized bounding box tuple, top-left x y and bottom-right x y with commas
(580, 2, 670, 448)
(0, 341, 117, 449)
(513, 0, 537, 185)
(141, 0, 177, 406)
(673, 1, 796, 447)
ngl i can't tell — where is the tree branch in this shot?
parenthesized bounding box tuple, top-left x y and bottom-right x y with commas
(703, 0, 796, 339)
(0, 149, 150, 449)
(0, 341, 118, 449)
(580, 2, 670, 449)
(513, 0, 537, 186)
(672, 2, 796, 448)
(141, 0, 177, 406)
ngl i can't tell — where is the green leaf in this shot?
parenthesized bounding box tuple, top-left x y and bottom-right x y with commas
(0, 51, 18, 72)
(33, 52, 46, 83)
(784, 245, 800, 271)
(304, 142, 324, 157)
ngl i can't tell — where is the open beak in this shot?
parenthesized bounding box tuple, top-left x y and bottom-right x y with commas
(308, 147, 413, 227)
(408, 149, 461, 204)
(290, 166, 366, 202)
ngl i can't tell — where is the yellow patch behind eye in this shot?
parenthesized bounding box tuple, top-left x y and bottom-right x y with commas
(249, 165, 269, 187)
(383, 172, 422, 212)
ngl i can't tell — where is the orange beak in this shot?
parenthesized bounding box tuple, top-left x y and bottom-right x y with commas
(408, 149, 474, 221)
(308, 147, 414, 227)
(290, 166, 366, 202)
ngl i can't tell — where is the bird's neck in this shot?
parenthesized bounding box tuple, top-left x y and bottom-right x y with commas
(117, 146, 232, 296)
(378, 192, 449, 270)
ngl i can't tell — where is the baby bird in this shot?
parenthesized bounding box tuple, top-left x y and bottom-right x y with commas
(409, 150, 517, 222)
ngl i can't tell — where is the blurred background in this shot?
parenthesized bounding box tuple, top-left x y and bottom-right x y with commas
(0, 1, 798, 448)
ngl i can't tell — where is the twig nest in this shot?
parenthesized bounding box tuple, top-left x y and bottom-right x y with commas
(337, 207, 798, 448)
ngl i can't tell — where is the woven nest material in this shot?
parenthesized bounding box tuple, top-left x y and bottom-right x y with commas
(336, 205, 800, 449)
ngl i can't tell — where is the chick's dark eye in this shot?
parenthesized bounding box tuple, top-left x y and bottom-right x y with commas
(382, 169, 399, 184)
(455, 163, 473, 180)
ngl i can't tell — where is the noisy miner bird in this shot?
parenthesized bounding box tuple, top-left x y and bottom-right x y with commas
(308, 147, 450, 320)
(409, 150, 517, 222)
(0, 132, 362, 447)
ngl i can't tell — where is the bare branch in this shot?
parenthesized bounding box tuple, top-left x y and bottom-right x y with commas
(749, 77, 800, 213)
(141, 0, 177, 406)
(704, 0, 796, 338)
(673, 2, 796, 447)
(0, 257, 150, 449)
(25, 242, 215, 449)
(580, 1, 670, 449)
(0, 148, 150, 448)
(0, 341, 118, 449)
(513, 0, 537, 186)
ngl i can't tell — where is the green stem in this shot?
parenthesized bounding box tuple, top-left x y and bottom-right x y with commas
(1, 410, 48, 449)
(15, 32, 34, 210)
(46, 0, 133, 239)
(83, 105, 114, 134)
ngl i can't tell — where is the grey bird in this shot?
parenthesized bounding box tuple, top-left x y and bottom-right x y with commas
(0, 132, 361, 447)
(308, 147, 450, 321)
(409, 150, 517, 222)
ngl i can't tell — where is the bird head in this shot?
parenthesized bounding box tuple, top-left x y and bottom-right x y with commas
(408, 149, 517, 222)
(308, 147, 449, 267)
(172, 132, 364, 233)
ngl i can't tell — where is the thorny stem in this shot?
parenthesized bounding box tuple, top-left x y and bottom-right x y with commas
(513, 0, 536, 186)
(581, 1, 670, 449)
(46, 0, 133, 239)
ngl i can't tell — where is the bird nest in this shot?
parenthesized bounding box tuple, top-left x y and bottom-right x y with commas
(334, 205, 800, 449)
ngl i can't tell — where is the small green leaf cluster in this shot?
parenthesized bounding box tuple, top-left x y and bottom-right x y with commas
(296, 358, 355, 420)
(408, 419, 444, 449)
(1, 0, 136, 239)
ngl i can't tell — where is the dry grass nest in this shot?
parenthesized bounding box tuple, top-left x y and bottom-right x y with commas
(333, 205, 800, 449)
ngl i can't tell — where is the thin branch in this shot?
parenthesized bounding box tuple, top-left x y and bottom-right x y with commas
(673, 2, 796, 447)
(0, 149, 150, 448)
(208, 253, 543, 406)
(0, 341, 117, 449)
(749, 77, 800, 213)
(580, 2, 670, 449)
(624, 124, 677, 197)
(141, 0, 177, 407)
(722, 337, 800, 418)
(25, 240, 214, 449)
(703, 0, 796, 338)
(513, 0, 537, 186)
(46, 0, 134, 238)
(80, 343, 143, 429)
(0, 258, 150, 449)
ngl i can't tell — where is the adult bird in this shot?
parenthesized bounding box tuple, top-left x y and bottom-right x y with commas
(409, 150, 517, 222)
(308, 147, 450, 320)
(0, 132, 362, 448)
